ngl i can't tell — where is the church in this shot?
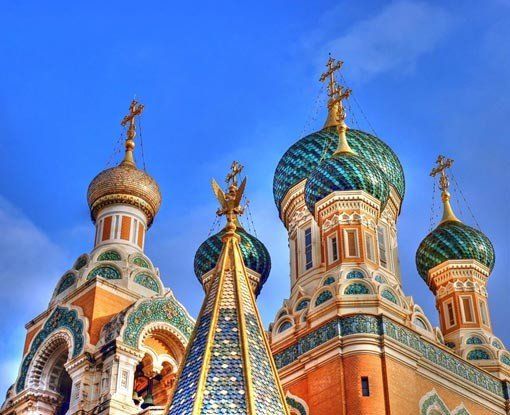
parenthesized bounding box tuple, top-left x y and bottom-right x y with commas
(1, 57, 509, 415)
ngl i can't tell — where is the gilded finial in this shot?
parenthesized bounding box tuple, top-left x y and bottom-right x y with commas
(430, 155, 460, 224)
(120, 99, 145, 167)
(212, 161, 247, 235)
(319, 55, 354, 155)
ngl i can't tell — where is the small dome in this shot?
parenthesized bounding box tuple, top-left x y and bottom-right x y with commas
(87, 163, 162, 227)
(305, 152, 390, 215)
(194, 227, 271, 294)
(416, 220, 495, 282)
(273, 127, 405, 214)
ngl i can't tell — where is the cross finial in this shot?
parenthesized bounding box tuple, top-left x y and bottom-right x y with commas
(430, 155, 454, 192)
(430, 155, 460, 224)
(319, 54, 344, 98)
(120, 99, 145, 166)
(225, 161, 243, 187)
(212, 161, 247, 235)
(320, 55, 352, 133)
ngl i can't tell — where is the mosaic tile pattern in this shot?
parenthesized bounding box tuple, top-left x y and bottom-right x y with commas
(416, 220, 495, 282)
(295, 299, 310, 311)
(467, 349, 490, 360)
(97, 250, 121, 261)
(133, 256, 150, 268)
(274, 314, 505, 398)
(55, 273, 76, 295)
(286, 396, 307, 415)
(168, 237, 287, 415)
(305, 152, 390, 215)
(273, 127, 405, 213)
(74, 255, 88, 270)
(323, 276, 335, 285)
(315, 290, 333, 306)
(346, 270, 365, 279)
(87, 265, 121, 280)
(16, 306, 85, 393)
(466, 337, 483, 345)
(134, 273, 160, 293)
(194, 227, 271, 295)
(381, 289, 398, 304)
(344, 283, 370, 295)
(123, 296, 193, 348)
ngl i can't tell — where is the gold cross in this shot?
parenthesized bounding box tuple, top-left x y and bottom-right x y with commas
(121, 99, 145, 140)
(430, 155, 454, 191)
(320, 55, 344, 97)
(225, 161, 243, 187)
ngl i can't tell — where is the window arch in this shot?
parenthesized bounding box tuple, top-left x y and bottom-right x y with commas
(295, 299, 310, 312)
(344, 282, 371, 295)
(346, 270, 365, 280)
(97, 250, 121, 261)
(315, 290, 333, 306)
(277, 321, 293, 333)
(87, 265, 121, 281)
(467, 349, 491, 360)
(381, 288, 398, 305)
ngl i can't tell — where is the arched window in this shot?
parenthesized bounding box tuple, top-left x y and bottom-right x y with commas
(344, 283, 370, 295)
(97, 250, 121, 261)
(323, 276, 335, 286)
(381, 289, 398, 305)
(87, 266, 121, 281)
(277, 321, 293, 333)
(315, 290, 333, 306)
(295, 299, 310, 312)
(346, 270, 364, 279)
(467, 349, 491, 360)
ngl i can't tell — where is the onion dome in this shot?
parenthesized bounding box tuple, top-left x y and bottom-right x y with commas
(87, 100, 162, 227)
(305, 151, 390, 215)
(87, 163, 161, 226)
(273, 126, 405, 215)
(415, 156, 495, 282)
(416, 220, 495, 282)
(194, 226, 271, 294)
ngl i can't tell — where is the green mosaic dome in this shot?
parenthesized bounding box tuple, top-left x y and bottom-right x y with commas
(273, 127, 405, 215)
(194, 227, 271, 295)
(416, 220, 495, 282)
(305, 152, 390, 215)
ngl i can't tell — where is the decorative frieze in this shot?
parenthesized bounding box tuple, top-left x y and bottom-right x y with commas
(274, 314, 505, 398)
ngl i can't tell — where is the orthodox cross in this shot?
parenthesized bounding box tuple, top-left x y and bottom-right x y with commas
(121, 99, 145, 141)
(333, 85, 352, 123)
(225, 161, 243, 186)
(430, 155, 454, 192)
(319, 55, 344, 97)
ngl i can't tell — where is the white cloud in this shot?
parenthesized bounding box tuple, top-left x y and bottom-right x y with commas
(0, 196, 68, 395)
(323, 1, 453, 81)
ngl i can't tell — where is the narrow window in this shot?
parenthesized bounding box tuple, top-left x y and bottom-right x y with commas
(479, 300, 489, 326)
(361, 377, 370, 397)
(330, 236, 339, 262)
(461, 297, 474, 323)
(102, 216, 112, 241)
(344, 229, 359, 257)
(377, 226, 387, 268)
(304, 228, 313, 270)
(446, 302, 456, 327)
(365, 233, 375, 262)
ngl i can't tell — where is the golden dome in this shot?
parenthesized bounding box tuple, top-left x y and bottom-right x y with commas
(87, 100, 162, 227)
(87, 163, 162, 226)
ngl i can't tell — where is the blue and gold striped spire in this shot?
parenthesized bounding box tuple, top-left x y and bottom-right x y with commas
(167, 162, 289, 415)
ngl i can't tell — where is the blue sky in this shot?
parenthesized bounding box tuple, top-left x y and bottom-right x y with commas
(1, 0, 509, 394)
